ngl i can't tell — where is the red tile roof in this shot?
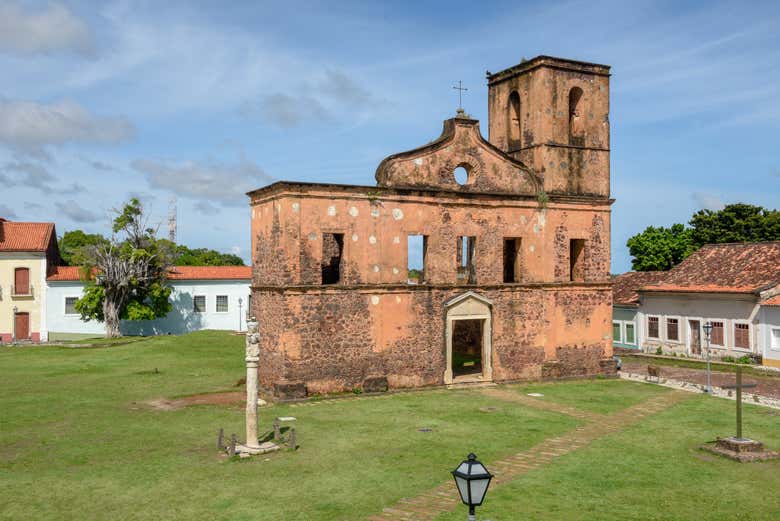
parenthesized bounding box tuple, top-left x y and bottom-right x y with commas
(47, 266, 86, 281)
(612, 271, 667, 306)
(167, 266, 251, 280)
(640, 242, 780, 295)
(48, 265, 251, 281)
(0, 220, 56, 252)
(763, 294, 780, 306)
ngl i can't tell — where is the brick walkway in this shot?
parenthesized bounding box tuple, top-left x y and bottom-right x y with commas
(366, 389, 692, 521)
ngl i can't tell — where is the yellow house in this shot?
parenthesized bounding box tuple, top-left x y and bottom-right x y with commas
(0, 218, 60, 343)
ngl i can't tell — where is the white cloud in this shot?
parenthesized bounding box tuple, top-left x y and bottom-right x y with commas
(0, 160, 57, 192)
(0, 2, 93, 56)
(692, 192, 725, 211)
(0, 204, 18, 219)
(131, 157, 273, 206)
(193, 200, 221, 216)
(54, 200, 100, 223)
(0, 98, 134, 154)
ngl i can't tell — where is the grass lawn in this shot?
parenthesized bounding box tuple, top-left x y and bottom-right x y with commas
(2, 331, 779, 521)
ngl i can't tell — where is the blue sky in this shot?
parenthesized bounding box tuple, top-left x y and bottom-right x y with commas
(0, 0, 778, 272)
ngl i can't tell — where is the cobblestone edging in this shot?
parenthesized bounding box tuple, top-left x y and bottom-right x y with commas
(366, 390, 692, 521)
(620, 372, 780, 410)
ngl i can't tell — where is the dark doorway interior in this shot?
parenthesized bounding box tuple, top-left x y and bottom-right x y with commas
(452, 319, 483, 377)
(321, 233, 344, 284)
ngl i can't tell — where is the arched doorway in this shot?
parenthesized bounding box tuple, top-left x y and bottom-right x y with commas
(444, 292, 493, 384)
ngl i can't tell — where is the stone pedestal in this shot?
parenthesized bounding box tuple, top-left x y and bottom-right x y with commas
(236, 318, 281, 458)
(702, 437, 780, 462)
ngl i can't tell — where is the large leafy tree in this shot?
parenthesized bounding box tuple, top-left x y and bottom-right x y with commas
(689, 203, 780, 248)
(626, 224, 695, 271)
(58, 230, 110, 265)
(75, 199, 174, 337)
(627, 203, 780, 271)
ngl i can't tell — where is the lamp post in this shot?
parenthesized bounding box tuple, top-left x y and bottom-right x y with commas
(703, 321, 713, 393)
(12, 305, 18, 343)
(452, 453, 493, 521)
(238, 297, 243, 332)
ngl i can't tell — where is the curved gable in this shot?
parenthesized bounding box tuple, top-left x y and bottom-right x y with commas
(375, 115, 540, 194)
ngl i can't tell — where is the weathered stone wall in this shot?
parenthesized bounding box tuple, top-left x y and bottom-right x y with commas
(375, 117, 539, 194)
(254, 285, 613, 396)
(249, 55, 614, 398)
(487, 57, 610, 197)
(251, 189, 611, 287)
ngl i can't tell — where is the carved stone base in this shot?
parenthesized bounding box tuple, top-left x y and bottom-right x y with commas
(234, 441, 282, 457)
(701, 437, 780, 462)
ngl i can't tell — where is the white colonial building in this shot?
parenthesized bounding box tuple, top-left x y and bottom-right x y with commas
(46, 265, 252, 340)
(612, 242, 780, 369)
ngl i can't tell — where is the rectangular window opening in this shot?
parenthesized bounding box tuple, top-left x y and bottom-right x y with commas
(734, 323, 749, 349)
(569, 239, 586, 282)
(612, 321, 622, 343)
(772, 328, 780, 350)
(65, 297, 78, 315)
(667, 318, 679, 342)
(407, 235, 427, 284)
(321, 233, 344, 285)
(710, 321, 724, 346)
(648, 316, 660, 339)
(216, 295, 229, 313)
(625, 323, 636, 344)
(457, 236, 476, 284)
(193, 295, 206, 313)
(503, 238, 522, 283)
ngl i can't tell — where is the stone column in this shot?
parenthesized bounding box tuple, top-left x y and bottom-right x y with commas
(245, 318, 260, 449)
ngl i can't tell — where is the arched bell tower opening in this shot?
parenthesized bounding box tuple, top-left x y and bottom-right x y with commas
(568, 86, 584, 146)
(507, 90, 522, 150)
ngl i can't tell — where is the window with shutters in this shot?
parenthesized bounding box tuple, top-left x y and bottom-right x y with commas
(647, 316, 660, 339)
(710, 321, 724, 346)
(733, 323, 750, 349)
(14, 267, 30, 295)
(666, 318, 679, 342)
(612, 321, 622, 343)
(625, 323, 636, 345)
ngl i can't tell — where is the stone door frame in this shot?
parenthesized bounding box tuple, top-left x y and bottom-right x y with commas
(444, 291, 493, 384)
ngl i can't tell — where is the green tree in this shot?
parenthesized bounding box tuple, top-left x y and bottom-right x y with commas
(626, 224, 695, 271)
(689, 203, 780, 248)
(58, 230, 110, 266)
(160, 241, 244, 266)
(75, 199, 173, 337)
(627, 203, 780, 271)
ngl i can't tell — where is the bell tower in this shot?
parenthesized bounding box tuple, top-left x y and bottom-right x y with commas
(486, 56, 610, 197)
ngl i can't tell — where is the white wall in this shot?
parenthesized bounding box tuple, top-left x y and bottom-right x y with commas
(638, 294, 759, 357)
(47, 279, 251, 337)
(759, 306, 780, 364)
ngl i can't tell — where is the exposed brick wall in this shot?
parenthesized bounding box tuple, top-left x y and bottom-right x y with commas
(249, 55, 614, 398)
(254, 286, 614, 396)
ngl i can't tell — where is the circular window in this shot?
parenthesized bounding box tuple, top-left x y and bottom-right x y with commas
(453, 166, 469, 185)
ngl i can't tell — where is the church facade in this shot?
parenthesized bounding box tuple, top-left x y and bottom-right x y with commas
(249, 56, 615, 398)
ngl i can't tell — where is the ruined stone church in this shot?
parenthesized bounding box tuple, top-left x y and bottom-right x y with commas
(249, 56, 615, 398)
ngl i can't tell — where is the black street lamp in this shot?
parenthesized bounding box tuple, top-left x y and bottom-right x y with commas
(703, 322, 713, 393)
(452, 453, 493, 521)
